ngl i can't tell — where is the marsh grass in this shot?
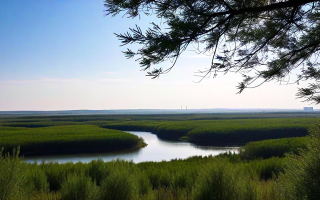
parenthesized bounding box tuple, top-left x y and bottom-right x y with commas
(276, 122, 320, 200)
(0, 125, 146, 155)
(240, 137, 309, 159)
(1, 115, 319, 199)
(0, 115, 314, 147)
(0, 148, 30, 200)
(101, 118, 313, 144)
(60, 173, 99, 200)
(0, 146, 316, 200)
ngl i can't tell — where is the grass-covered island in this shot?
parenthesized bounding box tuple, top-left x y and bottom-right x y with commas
(0, 125, 146, 156)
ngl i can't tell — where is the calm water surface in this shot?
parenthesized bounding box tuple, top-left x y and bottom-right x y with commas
(24, 131, 238, 164)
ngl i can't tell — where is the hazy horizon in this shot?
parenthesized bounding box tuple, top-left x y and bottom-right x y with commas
(0, 108, 316, 112)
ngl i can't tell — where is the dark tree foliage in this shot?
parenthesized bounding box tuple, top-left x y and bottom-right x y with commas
(105, 0, 320, 103)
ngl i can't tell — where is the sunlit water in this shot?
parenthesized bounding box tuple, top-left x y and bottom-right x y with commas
(24, 131, 238, 164)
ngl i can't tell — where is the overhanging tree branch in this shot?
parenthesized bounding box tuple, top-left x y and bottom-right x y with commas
(105, 0, 320, 103)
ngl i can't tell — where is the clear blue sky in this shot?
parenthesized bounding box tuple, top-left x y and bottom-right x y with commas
(0, 1, 313, 110)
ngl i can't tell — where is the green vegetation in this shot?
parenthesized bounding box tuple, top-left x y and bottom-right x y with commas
(240, 137, 310, 159)
(0, 130, 317, 200)
(1, 113, 320, 199)
(0, 113, 316, 155)
(0, 137, 315, 200)
(0, 125, 146, 155)
(100, 118, 313, 144)
(0, 149, 286, 200)
(277, 121, 320, 199)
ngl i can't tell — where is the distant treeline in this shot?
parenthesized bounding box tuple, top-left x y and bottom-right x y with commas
(0, 125, 146, 156)
(1, 112, 320, 123)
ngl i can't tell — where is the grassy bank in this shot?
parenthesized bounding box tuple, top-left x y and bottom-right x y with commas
(100, 118, 313, 145)
(240, 137, 310, 159)
(0, 125, 146, 156)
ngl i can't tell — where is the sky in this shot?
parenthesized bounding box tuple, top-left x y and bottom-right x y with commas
(0, 0, 315, 111)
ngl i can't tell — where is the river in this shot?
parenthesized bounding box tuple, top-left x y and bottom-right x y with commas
(24, 131, 238, 164)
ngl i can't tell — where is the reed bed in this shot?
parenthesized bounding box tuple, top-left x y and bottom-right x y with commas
(101, 118, 314, 144)
(0, 125, 146, 155)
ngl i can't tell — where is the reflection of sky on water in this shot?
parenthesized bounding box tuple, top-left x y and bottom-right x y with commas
(24, 131, 238, 164)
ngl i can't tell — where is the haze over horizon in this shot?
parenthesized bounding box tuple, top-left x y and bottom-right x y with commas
(0, 1, 316, 111)
(0, 108, 314, 113)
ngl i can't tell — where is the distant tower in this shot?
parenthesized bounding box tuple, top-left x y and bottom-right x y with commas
(186, 106, 187, 112)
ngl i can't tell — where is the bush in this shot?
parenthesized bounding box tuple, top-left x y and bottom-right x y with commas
(0, 148, 31, 200)
(277, 121, 320, 200)
(136, 171, 152, 196)
(193, 159, 242, 200)
(25, 165, 50, 193)
(60, 173, 99, 200)
(99, 168, 138, 200)
(88, 159, 110, 186)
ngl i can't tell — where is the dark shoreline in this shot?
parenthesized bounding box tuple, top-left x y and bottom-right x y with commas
(20, 143, 147, 157)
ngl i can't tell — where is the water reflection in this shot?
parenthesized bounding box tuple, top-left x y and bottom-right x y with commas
(24, 131, 238, 164)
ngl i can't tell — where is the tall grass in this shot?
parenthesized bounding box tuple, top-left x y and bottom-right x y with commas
(0, 114, 318, 199)
(60, 173, 99, 200)
(101, 118, 313, 144)
(276, 122, 320, 199)
(0, 114, 315, 145)
(0, 143, 317, 200)
(0, 125, 146, 155)
(0, 151, 289, 200)
(240, 137, 310, 159)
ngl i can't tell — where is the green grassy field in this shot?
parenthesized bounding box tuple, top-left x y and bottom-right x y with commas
(0, 125, 146, 155)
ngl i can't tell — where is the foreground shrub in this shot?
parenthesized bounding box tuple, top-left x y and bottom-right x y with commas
(0, 148, 30, 200)
(193, 159, 242, 200)
(193, 158, 279, 200)
(25, 165, 49, 193)
(99, 168, 138, 200)
(137, 171, 152, 196)
(277, 121, 320, 200)
(88, 159, 110, 185)
(60, 173, 99, 200)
